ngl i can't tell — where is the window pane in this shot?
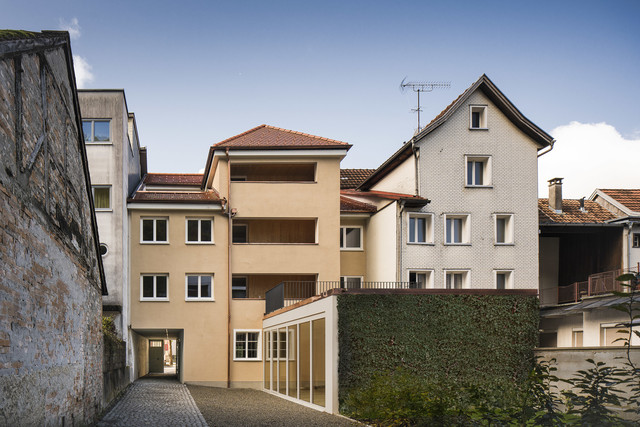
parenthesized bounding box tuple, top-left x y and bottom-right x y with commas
(467, 161, 473, 185)
(200, 276, 211, 298)
(453, 219, 461, 243)
(93, 121, 110, 141)
(143, 276, 154, 298)
(472, 111, 480, 128)
(236, 333, 246, 358)
(409, 218, 416, 243)
(417, 218, 425, 243)
(187, 220, 199, 242)
(446, 219, 452, 243)
(474, 161, 483, 185)
(496, 218, 506, 243)
(82, 121, 92, 142)
(142, 219, 154, 241)
(156, 276, 167, 298)
(156, 220, 167, 241)
(340, 229, 344, 247)
(232, 277, 247, 298)
(187, 276, 198, 298)
(200, 220, 212, 242)
(345, 228, 360, 248)
(94, 187, 110, 209)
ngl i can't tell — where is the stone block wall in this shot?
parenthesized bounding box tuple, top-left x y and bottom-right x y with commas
(0, 33, 104, 425)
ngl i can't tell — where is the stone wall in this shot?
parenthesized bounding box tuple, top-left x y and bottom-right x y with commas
(0, 32, 104, 425)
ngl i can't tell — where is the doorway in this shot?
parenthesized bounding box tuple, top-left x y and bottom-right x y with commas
(148, 339, 179, 375)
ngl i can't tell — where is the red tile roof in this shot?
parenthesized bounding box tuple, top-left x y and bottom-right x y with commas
(129, 191, 220, 203)
(341, 189, 428, 203)
(213, 125, 352, 150)
(144, 173, 204, 186)
(538, 199, 616, 224)
(340, 169, 375, 189)
(599, 189, 640, 213)
(340, 195, 377, 213)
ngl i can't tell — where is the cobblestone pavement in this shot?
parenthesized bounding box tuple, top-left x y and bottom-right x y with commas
(97, 377, 207, 427)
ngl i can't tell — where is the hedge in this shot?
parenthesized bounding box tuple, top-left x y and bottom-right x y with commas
(337, 294, 539, 411)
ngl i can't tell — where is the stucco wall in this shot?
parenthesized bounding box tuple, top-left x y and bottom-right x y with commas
(365, 202, 397, 282)
(0, 39, 103, 425)
(371, 155, 415, 195)
(340, 217, 367, 279)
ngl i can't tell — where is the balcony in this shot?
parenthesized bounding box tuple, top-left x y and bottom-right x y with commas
(557, 269, 629, 304)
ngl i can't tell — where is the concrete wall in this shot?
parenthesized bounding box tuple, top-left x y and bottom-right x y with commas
(365, 202, 398, 282)
(402, 90, 540, 289)
(0, 36, 104, 425)
(371, 155, 415, 195)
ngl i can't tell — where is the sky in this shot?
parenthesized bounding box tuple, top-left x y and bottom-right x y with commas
(3, 0, 639, 199)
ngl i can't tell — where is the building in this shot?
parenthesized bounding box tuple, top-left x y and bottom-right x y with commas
(79, 89, 146, 384)
(341, 74, 553, 289)
(0, 30, 106, 424)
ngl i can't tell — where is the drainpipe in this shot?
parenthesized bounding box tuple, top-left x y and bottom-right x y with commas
(226, 148, 232, 389)
(397, 201, 404, 282)
(411, 139, 420, 196)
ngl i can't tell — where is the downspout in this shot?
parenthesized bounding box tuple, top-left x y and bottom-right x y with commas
(397, 201, 404, 282)
(537, 139, 555, 157)
(411, 139, 420, 196)
(226, 148, 232, 389)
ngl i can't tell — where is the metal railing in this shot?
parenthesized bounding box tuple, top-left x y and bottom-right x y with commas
(557, 269, 630, 304)
(265, 281, 418, 314)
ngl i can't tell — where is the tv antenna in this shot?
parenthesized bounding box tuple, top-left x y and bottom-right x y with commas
(400, 78, 450, 133)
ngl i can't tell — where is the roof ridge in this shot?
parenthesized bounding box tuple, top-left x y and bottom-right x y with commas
(212, 124, 267, 147)
(262, 125, 349, 145)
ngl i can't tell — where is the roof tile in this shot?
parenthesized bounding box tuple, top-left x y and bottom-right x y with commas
(340, 169, 375, 189)
(538, 199, 616, 224)
(144, 173, 204, 186)
(213, 125, 351, 149)
(340, 195, 377, 213)
(599, 189, 640, 213)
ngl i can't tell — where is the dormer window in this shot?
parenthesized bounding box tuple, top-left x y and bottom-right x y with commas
(470, 105, 487, 129)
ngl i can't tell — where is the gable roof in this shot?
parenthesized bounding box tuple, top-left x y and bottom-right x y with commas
(538, 198, 616, 224)
(340, 168, 375, 189)
(212, 124, 352, 150)
(596, 189, 640, 214)
(359, 74, 553, 190)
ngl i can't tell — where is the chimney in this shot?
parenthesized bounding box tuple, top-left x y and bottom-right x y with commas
(548, 178, 563, 213)
(579, 197, 586, 212)
(139, 146, 148, 176)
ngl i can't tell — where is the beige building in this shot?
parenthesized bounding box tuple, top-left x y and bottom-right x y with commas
(128, 125, 350, 388)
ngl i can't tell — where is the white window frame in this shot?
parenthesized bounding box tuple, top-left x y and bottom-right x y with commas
(572, 328, 584, 347)
(185, 218, 214, 244)
(92, 185, 112, 211)
(494, 269, 514, 289)
(407, 213, 434, 244)
(443, 269, 470, 289)
(140, 274, 169, 301)
(340, 276, 363, 289)
(494, 214, 514, 245)
(233, 329, 262, 361)
(465, 155, 492, 187)
(340, 226, 363, 250)
(444, 214, 470, 245)
(83, 119, 112, 144)
(184, 274, 214, 301)
(407, 269, 434, 289)
(469, 105, 487, 129)
(633, 233, 640, 248)
(140, 217, 169, 244)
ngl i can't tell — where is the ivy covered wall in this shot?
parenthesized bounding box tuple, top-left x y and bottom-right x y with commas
(337, 294, 539, 408)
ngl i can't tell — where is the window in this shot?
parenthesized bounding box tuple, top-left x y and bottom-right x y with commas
(340, 276, 362, 289)
(495, 270, 513, 289)
(232, 224, 248, 243)
(539, 331, 557, 348)
(234, 330, 261, 360)
(601, 324, 627, 347)
(140, 274, 169, 301)
(340, 226, 362, 250)
(444, 215, 469, 244)
(408, 214, 433, 244)
(469, 105, 487, 129)
(573, 330, 583, 347)
(185, 275, 213, 300)
(82, 119, 111, 143)
(232, 276, 247, 298)
(633, 233, 640, 248)
(495, 214, 514, 244)
(99, 243, 108, 257)
(186, 218, 213, 243)
(141, 218, 168, 243)
(409, 270, 432, 289)
(465, 156, 491, 187)
(445, 270, 469, 289)
(92, 186, 111, 210)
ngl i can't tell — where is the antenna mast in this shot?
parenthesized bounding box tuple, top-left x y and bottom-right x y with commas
(400, 79, 450, 133)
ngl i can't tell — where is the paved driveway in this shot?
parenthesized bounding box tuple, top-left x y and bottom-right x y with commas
(97, 378, 359, 427)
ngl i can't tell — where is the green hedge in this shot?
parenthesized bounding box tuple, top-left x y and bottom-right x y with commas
(337, 294, 539, 413)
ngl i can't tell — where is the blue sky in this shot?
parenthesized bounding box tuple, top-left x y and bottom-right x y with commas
(3, 0, 639, 198)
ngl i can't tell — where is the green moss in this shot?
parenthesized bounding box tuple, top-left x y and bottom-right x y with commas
(0, 30, 40, 41)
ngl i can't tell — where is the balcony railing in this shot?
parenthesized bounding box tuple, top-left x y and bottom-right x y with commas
(265, 281, 417, 314)
(557, 269, 629, 304)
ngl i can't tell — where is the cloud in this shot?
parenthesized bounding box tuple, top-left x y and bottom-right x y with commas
(198, 168, 205, 174)
(73, 55, 94, 88)
(538, 122, 640, 199)
(59, 17, 81, 40)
